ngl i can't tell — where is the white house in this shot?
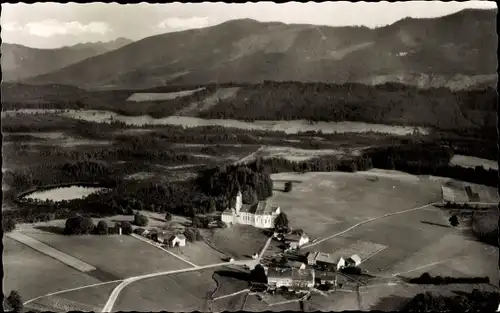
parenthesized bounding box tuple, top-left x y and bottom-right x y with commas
(221, 191, 281, 229)
(285, 233, 310, 251)
(307, 252, 346, 271)
(346, 254, 362, 267)
(336, 257, 346, 271)
(169, 234, 186, 247)
(267, 267, 315, 290)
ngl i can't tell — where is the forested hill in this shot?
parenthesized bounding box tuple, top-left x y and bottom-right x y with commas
(23, 9, 497, 90)
(2, 81, 497, 133)
(197, 82, 497, 130)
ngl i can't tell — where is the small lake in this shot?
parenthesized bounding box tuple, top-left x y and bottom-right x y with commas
(22, 185, 107, 202)
(60, 110, 430, 135)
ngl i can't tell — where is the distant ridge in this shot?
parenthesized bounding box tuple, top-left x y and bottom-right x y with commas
(1, 38, 134, 81)
(13, 9, 499, 90)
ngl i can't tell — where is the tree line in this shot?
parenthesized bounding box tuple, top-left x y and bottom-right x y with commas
(403, 289, 500, 312)
(197, 82, 497, 130)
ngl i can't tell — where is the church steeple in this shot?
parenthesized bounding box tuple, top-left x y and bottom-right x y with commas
(235, 190, 243, 214)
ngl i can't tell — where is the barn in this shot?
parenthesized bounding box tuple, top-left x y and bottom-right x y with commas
(169, 234, 186, 247)
(345, 254, 362, 267)
(267, 267, 315, 290)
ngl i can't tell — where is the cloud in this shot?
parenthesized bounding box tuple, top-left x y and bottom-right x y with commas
(2, 22, 24, 31)
(7, 19, 112, 37)
(157, 16, 210, 30)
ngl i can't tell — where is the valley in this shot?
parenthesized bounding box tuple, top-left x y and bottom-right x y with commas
(2, 4, 498, 313)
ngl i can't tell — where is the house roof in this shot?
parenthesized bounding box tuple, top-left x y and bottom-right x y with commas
(239, 200, 279, 216)
(170, 234, 186, 241)
(307, 251, 340, 265)
(240, 203, 258, 214)
(288, 261, 305, 268)
(316, 271, 337, 281)
(267, 267, 314, 282)
(348, 254, 361, 263)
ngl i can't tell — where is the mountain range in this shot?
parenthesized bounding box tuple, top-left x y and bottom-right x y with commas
(1, 38, 133, 81)
(6, 9, 498, 90)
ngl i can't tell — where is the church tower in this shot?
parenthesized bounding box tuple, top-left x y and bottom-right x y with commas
(235, 190, 243, 214)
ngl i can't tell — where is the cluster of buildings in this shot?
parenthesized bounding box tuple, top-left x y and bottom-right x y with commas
(261, 251, 363, 293)
(221, 191, 281, 228)
(134, 228, 187, 247)
(307, 251, 361, 271)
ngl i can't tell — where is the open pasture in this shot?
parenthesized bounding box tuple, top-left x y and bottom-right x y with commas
(7, 231, 96, 272)
(114, 268, 217, 312)
(212, 266, 250, 298)
(209, 225, 270, 259)
(243, 294, 301, 312)
(126, 88, 206, 102)
(255, 146, 347, 162)
(269, 170, 442, 239)
(25, 232, 191, 279)
(61, 109, 428, 135)
(27, 281, 121, 313)
(3, 237, 101, 301)
(440, 179, 499, 203)
(170, 240, 228, 266)
(302, 238, 388, 263)
(450, 154, 498, 171)
(176, 87, 240, 116)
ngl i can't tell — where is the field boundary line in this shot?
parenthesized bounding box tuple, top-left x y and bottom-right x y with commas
(302, 202, 441, 249)
(24, 280, 123, 306)
(212, 289, 250, 301)
(389, 257, 460, 278)
(7, 231, 97, 272)
(234, 145, 264, 165)
(361, 246, 388, 263)
(102, 260, 249, 312)
(130, 233, 198, 267)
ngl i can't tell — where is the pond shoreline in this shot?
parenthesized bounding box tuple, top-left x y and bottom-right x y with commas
(16, 182, 108, 204)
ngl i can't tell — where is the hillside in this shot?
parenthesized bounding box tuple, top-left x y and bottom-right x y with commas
(23, 9, 497, 90)
(1, 38, 133, 81)
(2, 82, 496, 135)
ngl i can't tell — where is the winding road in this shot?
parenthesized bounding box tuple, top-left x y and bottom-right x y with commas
(101, 236, 273, 312)
(24, 199, 497, 312)
(234, 145, 265, 165)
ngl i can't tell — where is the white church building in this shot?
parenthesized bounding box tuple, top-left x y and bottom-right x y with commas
(221, 191, 281, 229)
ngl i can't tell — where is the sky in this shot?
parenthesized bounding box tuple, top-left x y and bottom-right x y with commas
(1, 1, 497, 49)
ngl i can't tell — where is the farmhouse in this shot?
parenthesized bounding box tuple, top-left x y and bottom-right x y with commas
(285, 233, 310, 251)
(267, 267, 315, 290)
(288, 261, 307, 270)
(307, 252, 346, 271)
(315, 271, 338, 286)
(221, 191, 281, 228)
(345, 254, 362, 267)
(169, 234, 186, 247)
(465, 186, 480, 202)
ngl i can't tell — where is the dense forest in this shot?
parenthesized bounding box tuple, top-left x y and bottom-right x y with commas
(198, 82, 497, 130)
(364, 143, 498, 187)
(402, 289, 500, 312)
(3, 82, 497, 131)
(4, 164, 275, 224)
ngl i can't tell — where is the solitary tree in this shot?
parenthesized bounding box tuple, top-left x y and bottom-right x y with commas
(284, 181, 293, 192)
(2, 217, 16, 233)
(5, 290, 23, 312)
(134, 213, 148, 227)
(250, 264, 268, 285)
(192, 216, 204, 228)
(449, 215, 459, 227)
(120, 221, 133, 235)
(96, 220, 109, 235)
(165, 212, 172, 222)
(274, 212, 289, 231)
